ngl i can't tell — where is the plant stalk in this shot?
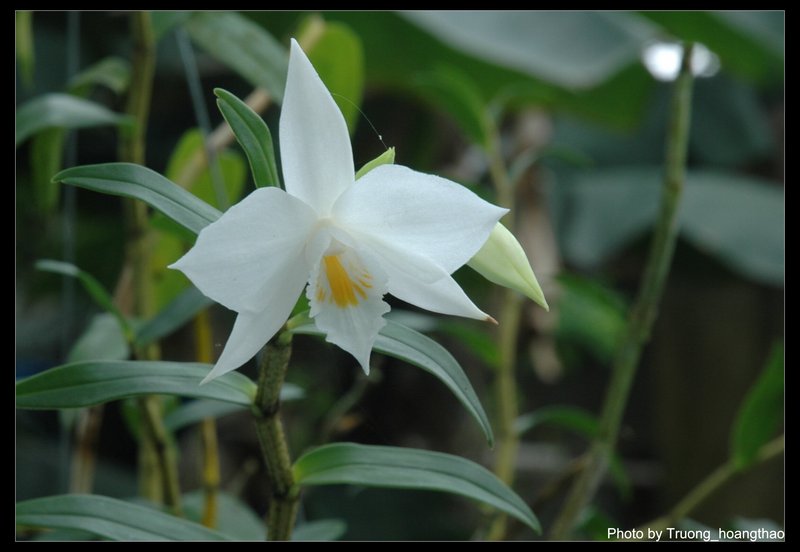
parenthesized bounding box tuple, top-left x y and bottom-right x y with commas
(253, 330, 298, 541)
(549, 43, 696, 539)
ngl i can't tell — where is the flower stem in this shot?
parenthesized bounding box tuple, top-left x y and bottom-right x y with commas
(253, 330, 298, 541)
(549, 43, 696, 539)
(637, 435, 784, 534)
(193, 309, 220, 528)
(485, 121, 521, 541)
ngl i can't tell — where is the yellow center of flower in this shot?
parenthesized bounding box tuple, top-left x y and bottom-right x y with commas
(318, 254, 372, 308)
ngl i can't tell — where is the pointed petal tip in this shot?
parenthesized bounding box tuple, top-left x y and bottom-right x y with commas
(486, 315, 499, 325)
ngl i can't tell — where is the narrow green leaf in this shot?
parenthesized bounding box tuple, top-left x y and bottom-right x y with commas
(15, 11, 35, 87)
(185, 12, 287, 102)
(136, 287, 214, 348)
(16, 94, 131, 147)
(68, 313, 130, 363)
(181, 490, 263, 540)
(16, 361, 256, 410)
(68, 56, 131, 96)
(53, 163, 222, 235)
(214, 88, 280, 188)
(36, 259, 130, 339)
(354, 147, 395, 180)
(731, 342, 784, 470)
(294, 443, 540, 533)
(30, 127, 66, 214)
(163, 383, 304, 431)
(16, 494, 231, 541)
(292, 520, 347, 541)
(289, 313, 494, 446)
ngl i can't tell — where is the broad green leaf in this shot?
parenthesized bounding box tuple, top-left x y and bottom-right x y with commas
(54, 163, 222, 235)
(403, 11, 656, 90)
(163, 383, 304, 431)
(293, 443, 540, 533)
(16, 494, 230, 541)
(69, 57, 131, 96)
(16, 11, 34, 87)
(35, 259, 130, 339)
(731, 342, 784, 470)
(415, 66, 490, 149)
(515, 405, 631, 498)
(316, 12, 654, 128)
(164, 128, 248, 207)
(214, 88, 280, 188)
(68, 313, 130, 363)
(556, 273, 627, 363)
(292, 520, 347, 541)
(301, 18, 365, 133)
(151, 11, 191, 40)
(16, 94, 131, 147)
(289, 313, 494, 445)
(16, 361, 256, 410)
(556, 168, 784, 286)
(355, 147, 395, 180)
(136, 287, 215, 348)
(185, 12, 287, 102)
(181, 490, 264, 540)
(30, 127, 66, 214)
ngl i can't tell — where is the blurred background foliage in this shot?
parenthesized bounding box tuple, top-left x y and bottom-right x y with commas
(16, 11, 783, 539)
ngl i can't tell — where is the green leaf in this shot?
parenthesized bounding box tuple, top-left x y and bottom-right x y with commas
(415, 66, 490, 148)
(324, 12, 653, 128)
(68, 57, 131, 96)
(163, 383, 304, 431)
(731, 342, 784, 470)
(293, 443, 540, 533)
(30, 127, 66, 214)
(214, 88, 280, 188)
(355, 147, 395, 180)
(35, 259, 131, 339)
(68, 313, 130, 363)
(292, 520, 347, 541)
(16, 494, 231, 541)
(556, 273, 627, 363)
(181, 490, 264, 540)
(16, 11, 34, 87)
(185, 12, 287, 102)
(556, 168, 784, 286)
(136, 287, 214, 348)
(53, 163, 222, 235)
(403, 11, 656, 90)
(16, 94, 131, 147)
(289, 313, 494, 446)
(301, 18, 365, 133)
(16, 361, 256, 410)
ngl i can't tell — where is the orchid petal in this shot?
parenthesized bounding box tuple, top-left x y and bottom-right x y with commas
(388, 267, 491, 322)
(307, 247, 389, 373)
(201, 269, 307, 383)
(334, 164, 507, 273)
(170, 187, 316, 314)
(280, 39, 354, 215)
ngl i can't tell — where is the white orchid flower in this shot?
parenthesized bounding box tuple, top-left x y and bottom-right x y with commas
(171, 39, 507, 382)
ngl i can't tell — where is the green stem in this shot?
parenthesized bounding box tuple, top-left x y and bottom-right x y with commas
(638, 435, 784, 534)
(253, 330, 298, 541)
(485, 121, 521, 541)
(549, 43, 696, 539)
(117, 12, 182, 514)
